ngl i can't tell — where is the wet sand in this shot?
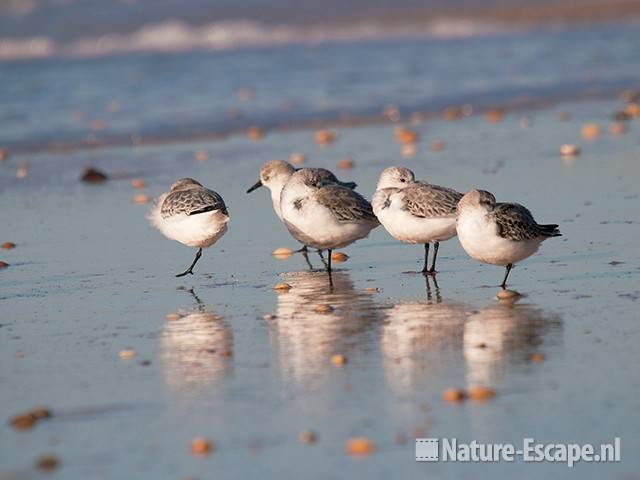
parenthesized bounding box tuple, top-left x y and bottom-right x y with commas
(1, 97, 639, 478)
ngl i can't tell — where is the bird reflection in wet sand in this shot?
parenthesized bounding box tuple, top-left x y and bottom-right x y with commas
(382, 289, 562, 395)
(270, 270, 381, 388)
(160, 290, 233, 390)
(463, 300, 562, 388)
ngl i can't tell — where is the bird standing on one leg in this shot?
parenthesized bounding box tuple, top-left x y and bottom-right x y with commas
(372, 167, 462, 275)
(147, 178, 229, 277)
(455, 189, 561, 289)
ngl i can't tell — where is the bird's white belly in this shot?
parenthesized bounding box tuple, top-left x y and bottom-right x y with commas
(283, 201, 374, 250)
(376, 204, 457, 244)
(456, 210, 539, 266)
(158, 211, 229, 248)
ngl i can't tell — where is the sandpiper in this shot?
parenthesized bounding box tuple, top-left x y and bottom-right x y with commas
(456, 189, 561, 288)
(280, 169, 379, 276)
(147, 178, 229, 277)
(246, 160, 356, 267)
(372, 166, 462, 274)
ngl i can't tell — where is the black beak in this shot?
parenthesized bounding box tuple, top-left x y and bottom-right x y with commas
(246, 180, 263, 193)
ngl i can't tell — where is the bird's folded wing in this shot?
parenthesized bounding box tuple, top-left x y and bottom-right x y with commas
(493, 203, 550, 240)
(161, 189, 228, 218)
(316, 185, 378, 223)
(402, 184, 462, 218)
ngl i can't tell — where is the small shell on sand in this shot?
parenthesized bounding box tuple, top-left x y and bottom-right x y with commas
(496, 289, 520, 299)
(262, 314, 276, 321)
(531, 353, 545, 363)
(298, 430, 317, 444)
(165, 312, 181, 321)
(625, 102, 640, 117)
(331, 252, 349, 262)
(195, 150, 209, 161)
(402, 144, 417, 157)
(442, 388, 466, 403)
(364, 287, 379, 293)
(16, 162, 28, 179)
(443, 106, 463, 121)
(274, 283, 292, 292)
(394, 127, 419, 145)
(429, 139, 445, 151)
(560, 144, 581, 157)
(131, 178, 146, 189)
(133, 194, 150, 204)
(315, 129, 336, 145)
(9, 407, 52, 431)
(610, 122, 627, 135)
(35, 455, 59, 471)
(337, 158, 354, 169)
(0, 261, 9, 269)
(581, 123, 601, 139)
(2, 242, 15, 250)
(330, 354, 347, 366)
(118, 349, 136, 359)
(290, 152, 306, 165)
(0, 148, 9, 161)
(314, 304, 334, 314)
(346, 437, 374, 456)
(467, 386, 496, 401)
(190, 437, 214, 456)
(247, 126, 264, 140)
(81, 167, 108, 183)
(484, 108, 505, 123)
(272, 247, 294, 259)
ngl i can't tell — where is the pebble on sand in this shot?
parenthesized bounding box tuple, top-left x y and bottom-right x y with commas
(364, 287, 379, 293)
(442, 388, 466, 404)
(315, 129, 336, 145)
(531, 353, 545, 363)
(484, 108, 505, 123)
(80, 167, 108, 183)
(9, 407, 52, 431)
(290, 152, 306, 165)
(337, 158, 354, 169)
(314, 304, 334, 314)
(133, 194, 150, 204)
(394, 127, 419, 145)
(560, 144, 581, 157)
(346, 437, 374, 456)
(331, 252, 349, 262)
(190, 437, 214, 456)
(467, 386, 496, 401)
(330, 354, 347, 366)
(165, 312, 181, 321)
(496, 289, 520, 299)
(272, 247, 294, 259)
(429, 139, 445, 151)
(131, 178, 146, 189)
(581, 123, 601, 140)
(0, 261, 9, 269)
(118, 349, 136, 359)
(16, 162, 28, 178)
(625, 102, 640, 118)
(610, 122, 627, 135)
(443, 106, 463, 121)
(0, 147, 9, 161)
(298, 430, 317, 444)
(247, 126, 264, 140)
(35, 454, 59, 472)
(274, 283, 292, 292)
(195, 150, 209, 161)
(2, 242, 15, 250)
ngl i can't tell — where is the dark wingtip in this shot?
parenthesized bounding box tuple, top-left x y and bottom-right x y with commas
(341, 181, 357, 189)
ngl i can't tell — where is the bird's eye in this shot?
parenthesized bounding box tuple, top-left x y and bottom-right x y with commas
(400, 178, 406, 183)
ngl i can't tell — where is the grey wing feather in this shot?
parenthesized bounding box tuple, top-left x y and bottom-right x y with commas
(316, 185, 379, 223)
(493, 203, 560, 241)
(161, 188, 227, 218)
(402, 183, 462, 218)
(314, 168, 357, 190)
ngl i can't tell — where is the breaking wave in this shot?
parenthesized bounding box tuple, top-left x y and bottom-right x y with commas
(0, 18, 515, 61)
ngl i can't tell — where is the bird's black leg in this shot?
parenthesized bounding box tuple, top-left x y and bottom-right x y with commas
(295, 245, 313, 270)
(421, 243, 430, 274)
(326, 249, 333, 273)
(428, 241, 440, 274)
(175, 248, 202, 277)
(500, 263, 513, 289)
(317, 249, 328, 268)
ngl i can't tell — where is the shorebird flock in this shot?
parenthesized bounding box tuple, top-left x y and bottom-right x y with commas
(148, 161, 560, 289)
